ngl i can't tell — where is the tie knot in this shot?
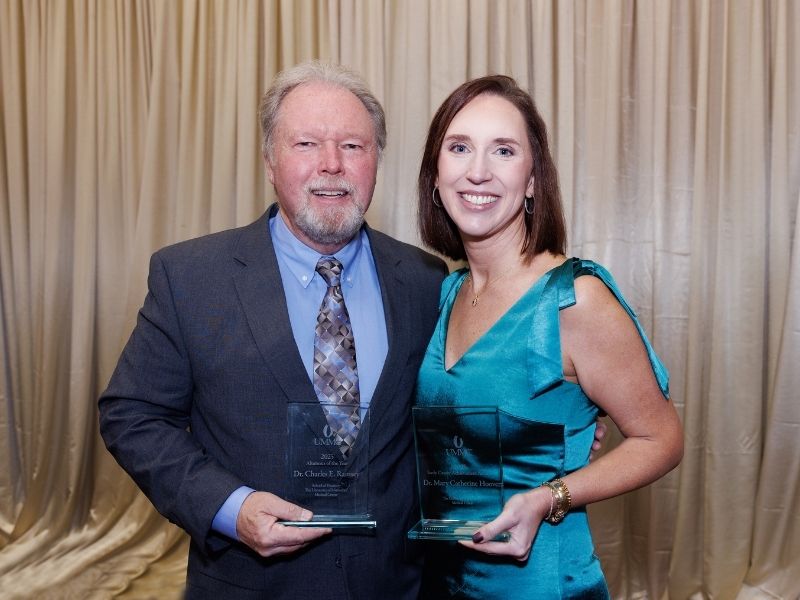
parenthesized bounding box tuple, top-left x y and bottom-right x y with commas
(316, 257, 343, 287)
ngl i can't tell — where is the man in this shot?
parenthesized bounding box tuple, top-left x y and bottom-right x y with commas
(99, 62, 447, 598)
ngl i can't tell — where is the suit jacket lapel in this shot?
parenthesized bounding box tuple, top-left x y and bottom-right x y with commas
(232, 208, 317, 405)
(365, 227, 414, 432)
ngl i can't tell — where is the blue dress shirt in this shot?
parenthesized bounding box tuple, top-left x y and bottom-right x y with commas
(211, 211, 389, 540)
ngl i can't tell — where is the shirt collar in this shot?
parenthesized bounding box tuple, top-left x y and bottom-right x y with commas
(269, 210, 364, 289)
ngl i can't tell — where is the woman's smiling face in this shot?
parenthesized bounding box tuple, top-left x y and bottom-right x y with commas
(435, 93, 536, 244)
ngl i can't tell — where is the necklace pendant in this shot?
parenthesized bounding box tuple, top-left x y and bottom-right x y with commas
(471, 297, 479, 307)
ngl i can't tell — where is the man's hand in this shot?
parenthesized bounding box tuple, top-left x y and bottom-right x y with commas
(236, 491, 331, 557)
(589, 418, 608, 460)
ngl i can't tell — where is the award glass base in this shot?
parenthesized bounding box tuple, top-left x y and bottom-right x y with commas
(280, 515, 376, 530)
(407, 519, 510, 542)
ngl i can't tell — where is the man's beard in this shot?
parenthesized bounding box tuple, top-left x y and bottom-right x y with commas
(295, 182, 367, 248)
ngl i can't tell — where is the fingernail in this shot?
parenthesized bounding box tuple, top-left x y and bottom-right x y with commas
(300, 509, 312, 521)
(472, 532, 484, 543)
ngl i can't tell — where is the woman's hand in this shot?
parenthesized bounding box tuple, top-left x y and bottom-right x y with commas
(458, 486, 552, 561)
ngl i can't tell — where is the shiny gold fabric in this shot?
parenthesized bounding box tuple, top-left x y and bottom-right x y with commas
(1, 1, 798, 598)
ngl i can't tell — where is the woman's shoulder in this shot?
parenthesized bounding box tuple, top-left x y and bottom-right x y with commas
(439, 267, 469, 307)
(538, 256, 607, 312)
(567, 258, 634, 311)
(552, 257, 622, 311)
(561, 257, 670, 398)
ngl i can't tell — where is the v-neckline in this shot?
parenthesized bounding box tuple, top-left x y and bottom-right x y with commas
(442, 261, 566, 372)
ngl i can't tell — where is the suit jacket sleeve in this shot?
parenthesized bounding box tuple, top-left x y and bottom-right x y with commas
(99, 250, 243, 550)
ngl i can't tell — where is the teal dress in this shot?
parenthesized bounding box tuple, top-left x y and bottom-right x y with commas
(415, 258, 670, 599)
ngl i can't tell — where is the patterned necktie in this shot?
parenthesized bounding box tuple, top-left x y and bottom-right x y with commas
(313, 257, 360, 456)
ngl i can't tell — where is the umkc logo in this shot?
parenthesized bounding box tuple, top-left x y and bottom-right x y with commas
(314, 424, 337, 445)
(445, 434, 471, 456)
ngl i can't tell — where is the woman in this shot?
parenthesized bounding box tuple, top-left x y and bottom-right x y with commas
(414, 75, 683, 598)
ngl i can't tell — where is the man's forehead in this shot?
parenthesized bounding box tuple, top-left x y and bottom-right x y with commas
(276, 82, 375, 139)
(281, 82, 365, 115)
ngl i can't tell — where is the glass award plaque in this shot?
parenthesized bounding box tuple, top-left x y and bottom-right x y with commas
(408, 406, 509, 542)
(279, 402, 375, 530)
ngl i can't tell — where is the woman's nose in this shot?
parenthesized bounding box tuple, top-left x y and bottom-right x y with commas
(466, 154, 491, 183)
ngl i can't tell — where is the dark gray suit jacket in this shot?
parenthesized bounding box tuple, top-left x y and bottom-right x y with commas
(99, 206, 447, 598)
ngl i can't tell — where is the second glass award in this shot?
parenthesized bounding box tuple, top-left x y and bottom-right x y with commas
(407, 405, 509, 541)
(279, 401, 375, 530)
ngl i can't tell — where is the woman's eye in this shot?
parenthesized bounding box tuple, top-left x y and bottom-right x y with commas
(496, 147, 514, 156)
(450, 143, 469, 153)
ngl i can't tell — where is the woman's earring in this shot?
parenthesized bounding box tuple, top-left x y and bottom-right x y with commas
(524, 195, 534, 215)
(432, 187, 443, 208)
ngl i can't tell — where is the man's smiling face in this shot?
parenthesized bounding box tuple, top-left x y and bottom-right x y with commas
(265, 82, 379, 254)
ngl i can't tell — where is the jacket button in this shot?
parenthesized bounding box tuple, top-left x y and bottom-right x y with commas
(335, 557, 342, 568)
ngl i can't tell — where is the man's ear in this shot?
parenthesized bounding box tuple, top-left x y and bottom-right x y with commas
(264, 155, 275, 185)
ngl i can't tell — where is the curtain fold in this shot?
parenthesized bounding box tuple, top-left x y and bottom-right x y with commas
(0, 1, 798, 598)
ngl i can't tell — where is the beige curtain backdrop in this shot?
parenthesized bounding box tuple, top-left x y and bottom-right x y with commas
(0, 1, 798, 598)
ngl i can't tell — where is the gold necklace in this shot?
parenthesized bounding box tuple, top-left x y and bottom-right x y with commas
(465, 265, 518, 307)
